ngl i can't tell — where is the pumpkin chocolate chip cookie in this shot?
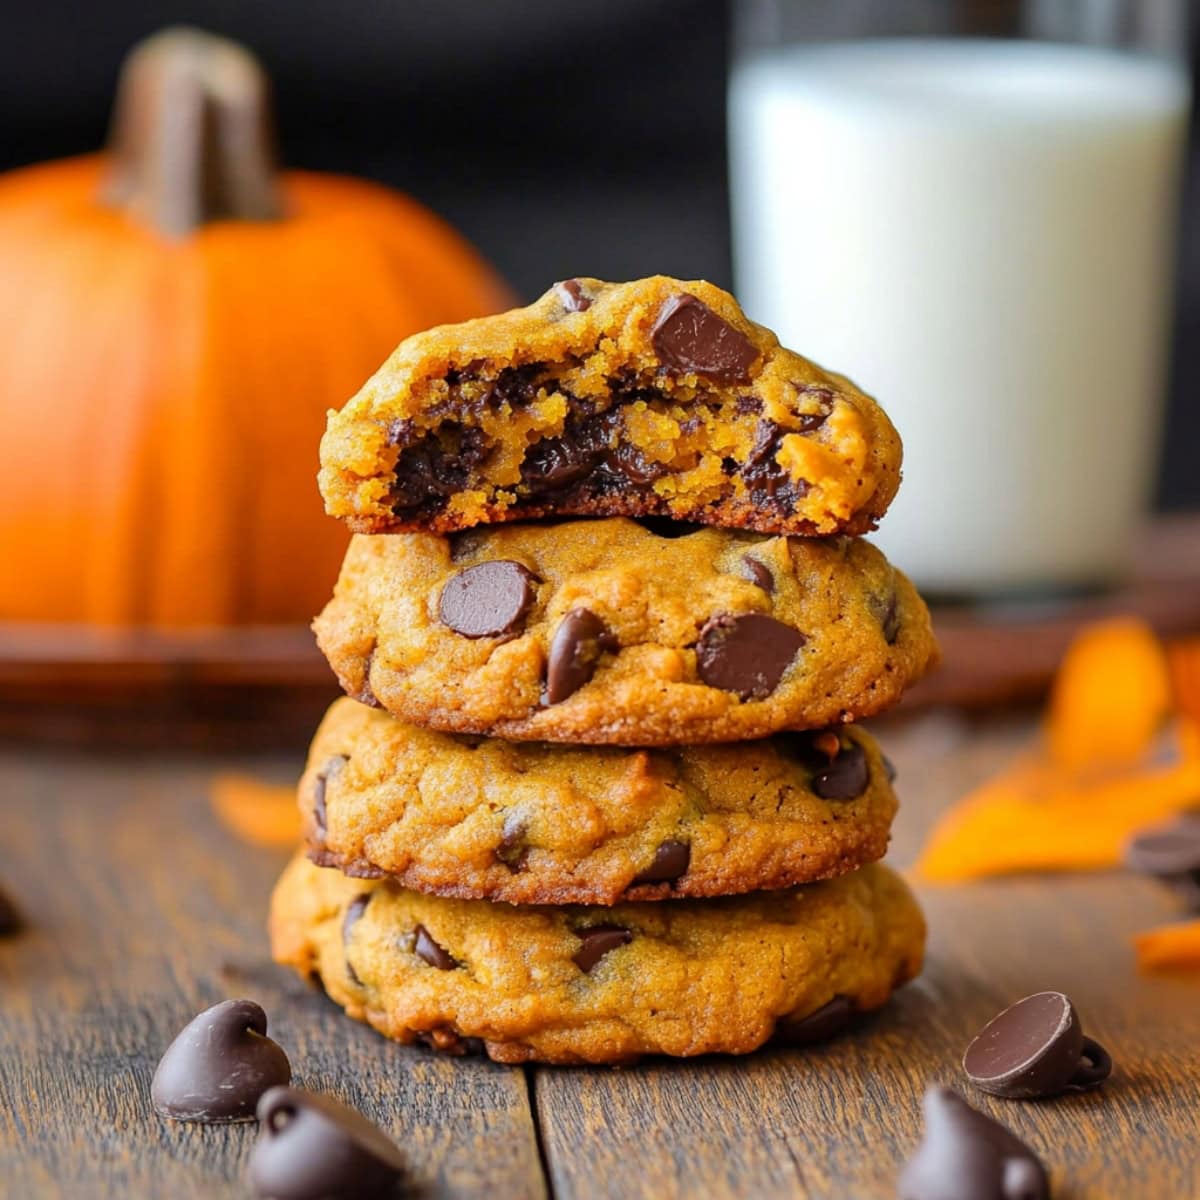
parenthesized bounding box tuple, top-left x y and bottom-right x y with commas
(301, 697, 898, 905)
(318, 276, 901, 538)
(269, 853, 925, 1065)
(312, 517, 937, 745)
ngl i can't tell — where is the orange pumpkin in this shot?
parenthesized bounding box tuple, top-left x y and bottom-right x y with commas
(0, 28, 511, 627)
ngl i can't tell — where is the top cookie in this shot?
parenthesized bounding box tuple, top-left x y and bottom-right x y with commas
(319, 276, 901, 537)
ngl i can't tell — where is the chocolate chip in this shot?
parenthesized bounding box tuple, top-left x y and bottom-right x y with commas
(695, 613, 805, 700)
(0, 883, 21, 937)
(342, 894, 372, 987)
(740, 554, 775, 594)
(899, 1086, 1048, 1200)
(572, 925, 633, 973)
(740, 419, 810, 507)
(312, 755, 349, 841)
(963, 991, 1112, 1099)
(879, 591, 901, 645)
(777, 995, 854, 1045)
(497, 812, 529, 871)
(545, 608, 617, 704)
(555, 278, 592, 312)
(605, 442, 667, 484)
(631, 840, 691, 885)
(651, 293, 757, 384)
(151, 999, 292, 1123)
(356, 650, 382, 709)
(413, 925, 458, 970)
(439, 560, 538, 638)
(882, 754, 898, 784)
(1125, 813, 1200, 910)
(415, 1029, 486, 1057)
(250, 1086, 405, 1200)
(812, 743, 870, 801)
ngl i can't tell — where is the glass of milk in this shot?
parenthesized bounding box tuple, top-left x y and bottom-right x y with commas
(730, 0, 1190, 595)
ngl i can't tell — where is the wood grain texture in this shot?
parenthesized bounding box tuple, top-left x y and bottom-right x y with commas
(0, 752, 546, 1200)
(534, 712, 1200, 1200)
(1, 715, 1198, 1198)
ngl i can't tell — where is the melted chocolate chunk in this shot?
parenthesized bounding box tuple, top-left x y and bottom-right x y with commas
(250, 1087, 405, 1200)
(439, 560, 538, 638)
(695, 613, 806, 700)
(572, 925, 633, 973)
(741, 419, 811, 509)
(389, 422, 488, 512)
(342, 894, 372, 987)
(811, 743, 870, 801)
(606, 441, 667, 484)
(777, 995, 854, 1045)
(555, 278, 592, 312)
(740, 554, 775, 593)
(413, 925, 458, 970)
(312, 756, 349, 841)
(152, 1000, 292, 1124)
(899, 1087, 1048, 1200)
(651, 293, 758, 384)
(545, 608, 618, 705)
(963, 992, 1112, 1099)
(631, 840, 691, 885)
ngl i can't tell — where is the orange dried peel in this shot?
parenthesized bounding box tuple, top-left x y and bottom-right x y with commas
(210, 773, 300, 848)
(1046, 617, 1172, 770)
(916, 618, 1200, 883)
(1134, 919, 1200, 972)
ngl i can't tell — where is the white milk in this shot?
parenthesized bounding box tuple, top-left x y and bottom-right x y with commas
(729, 39, 1189, 592)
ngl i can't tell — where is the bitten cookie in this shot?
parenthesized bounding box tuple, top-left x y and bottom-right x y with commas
(302, 697, 898, 905)
(270, 853, 925, 1065)
(319, 276, 901, 538)
(313, 518, 937, 745)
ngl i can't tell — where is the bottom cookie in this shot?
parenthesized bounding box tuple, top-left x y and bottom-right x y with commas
(269, 853, 925, 1065)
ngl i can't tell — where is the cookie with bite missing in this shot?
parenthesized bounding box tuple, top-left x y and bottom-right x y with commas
(302, 697, 898, 905)
(318, 276, 901, 538)
(270, 853, 925, 1065)
(313, 517, 937, 745)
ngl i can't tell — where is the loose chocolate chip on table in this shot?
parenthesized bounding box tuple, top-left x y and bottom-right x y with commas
(899, 1086, 1048, 1200)
(812, 743, 870, 801)
(413, 924, 458, 971)
(545, 608, 618, 705)
(963, 991, 1112, 1099)
(555, 278, 592, 312)
(249, 1086, 405, 1200)
(573, 925, 633, 973)
(151, 999, 292, 1123)
(777, 995, 855, 1045)
(439, 560, 538, 639)
(312, 755, 349, 841)
(631, 840, 691, 885)
(695, 613, 806, 701)
(740, 554, 775, 594)
(1125, 813, 1200, 911)
(342, 894, 372, 987)
(651, 293, 758, 384)
(0, 883, 21, 936)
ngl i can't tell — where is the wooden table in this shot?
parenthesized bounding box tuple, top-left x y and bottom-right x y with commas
(1, 712, 1198, 1199)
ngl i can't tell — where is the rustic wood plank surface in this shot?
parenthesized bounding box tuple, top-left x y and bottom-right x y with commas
(0, 753, 546, 1200)
(1, 713, 1198, 1198)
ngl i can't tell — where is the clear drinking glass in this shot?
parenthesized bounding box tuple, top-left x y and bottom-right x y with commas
(729, 0, 1190, 594)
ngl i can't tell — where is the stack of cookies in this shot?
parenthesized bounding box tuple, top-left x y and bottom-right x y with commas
(270, 276, 938, 1064)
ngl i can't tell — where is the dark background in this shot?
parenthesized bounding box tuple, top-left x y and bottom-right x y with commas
(2, 0, 1195, 508)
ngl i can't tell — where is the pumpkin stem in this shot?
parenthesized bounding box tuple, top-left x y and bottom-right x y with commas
(103, 27, 283, 237)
